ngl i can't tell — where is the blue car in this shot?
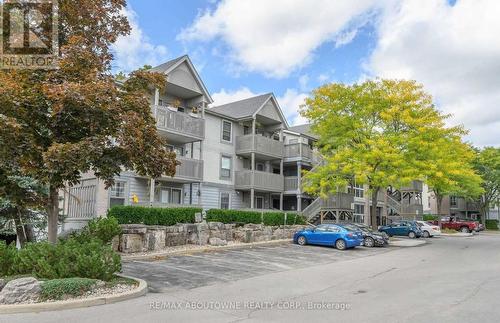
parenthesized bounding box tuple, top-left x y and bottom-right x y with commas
(378, 220, 422, 238)
(293, 224, 364, 250)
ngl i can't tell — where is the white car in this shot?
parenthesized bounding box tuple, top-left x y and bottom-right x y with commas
(416, 221, 441, 238)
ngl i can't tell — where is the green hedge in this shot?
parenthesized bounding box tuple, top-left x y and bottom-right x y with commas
(206, 209, 262, 224)
(485, 219, 499, 230)
(423, 214, 439, 221)
(206, 209, 306, 226)
(108, 206, 202, 226)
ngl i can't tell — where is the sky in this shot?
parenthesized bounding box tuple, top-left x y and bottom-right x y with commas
(112, 0, 500, 147)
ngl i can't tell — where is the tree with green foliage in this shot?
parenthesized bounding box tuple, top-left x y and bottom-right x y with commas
(425, 137, 483, 218)
(473, 147, 500, 223)
(0, 0, 177, 243)
(301, 79, 466, 229)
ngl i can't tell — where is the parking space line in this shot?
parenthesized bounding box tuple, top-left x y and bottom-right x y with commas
(133, 260, 233, 282)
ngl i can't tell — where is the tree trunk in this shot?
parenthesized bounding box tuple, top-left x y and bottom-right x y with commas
(13, 210, 27, 247)
(47, 186, 59, 244)
(371, 187, 380, 230)
(435, 193, 443, 228)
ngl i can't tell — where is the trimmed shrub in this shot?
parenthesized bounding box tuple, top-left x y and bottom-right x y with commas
(263, 212, 306, 226)
(206, 209, 306, 226)
(0, 240, 17, 276)
(423, 214, 439, 221)
(206, 209, 262, 224)
(108, 206, 201, 226)
(12, 238, 121, 281)
(40, 278, 100, 301)
(71, 217, 122, 244)
(485, 219, 499, 230)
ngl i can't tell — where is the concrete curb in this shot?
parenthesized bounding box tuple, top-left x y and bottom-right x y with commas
(440, 233, 474, 237)
(0, 274, 147, 314)
(389, 239, 427, 247)
(121, 239, 293, 261)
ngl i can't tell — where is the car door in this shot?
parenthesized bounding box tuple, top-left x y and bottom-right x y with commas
(387, 222, 400, 235)
(323, 225, 342, 245)
(308, 225, 328, 244)
(394, 222, 407, 236)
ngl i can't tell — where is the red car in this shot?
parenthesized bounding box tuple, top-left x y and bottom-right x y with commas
(433, 217, 478, 233)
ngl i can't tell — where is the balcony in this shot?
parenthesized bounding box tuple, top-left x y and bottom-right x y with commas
(173, 156, 203, 182)
(284, 143, 313, 162)
(284, 176, 298, 192)
(236, 135, 284, 159)
(401, 204, 424, 216)
(400, 180, 423, 192)
(154, 105, 205, 143)
(319, 193, 354, 210)
(235, 170, 284, 192)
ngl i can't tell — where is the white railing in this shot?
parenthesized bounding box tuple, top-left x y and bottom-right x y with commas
(235, 170, 284, 191)
(236, 135, 284, 158)
(154, 105, 205, 139)
(284, 176, 298, 191)
(175, 157, 203, 181)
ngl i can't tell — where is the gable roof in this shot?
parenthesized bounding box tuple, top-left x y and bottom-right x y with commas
(287, 124, 317, 139)
(151, 55, 213, 103)
(208, 93, 289, 128)
(208, 93, 272, 119)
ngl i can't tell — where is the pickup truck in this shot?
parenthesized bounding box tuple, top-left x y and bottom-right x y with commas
(432, 217, 478, 233)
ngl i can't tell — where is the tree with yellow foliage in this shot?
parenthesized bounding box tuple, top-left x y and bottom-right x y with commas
(300, 79, 473, 229)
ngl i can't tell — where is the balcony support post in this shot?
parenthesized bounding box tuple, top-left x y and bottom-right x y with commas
(149, 179, 155, 206)
(251, 189, 255, 209)
(297, 195, 302, 212)
(280, 192, 283, 211)
(201, 101, 206, 119)
(297, 161, 302, 194)
(153, 88, 160, 118)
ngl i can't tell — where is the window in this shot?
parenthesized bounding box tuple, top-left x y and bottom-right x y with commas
(221, 155, 232, 179)
(222, 120, 232, 142)
(110, 181, 126, 207)
(255, 196, 264, 209)
(349, 182, 364, 198)
(243, 125, 250, 135)
(171, 189, 182, 204)
(256, 163, 264, 171)
(450, 196, 458, 207)
(220, 192, 230, 209)
(354, 204, 365, 215)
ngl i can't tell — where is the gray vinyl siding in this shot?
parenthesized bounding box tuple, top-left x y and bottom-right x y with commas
(200, 183, 242, 210)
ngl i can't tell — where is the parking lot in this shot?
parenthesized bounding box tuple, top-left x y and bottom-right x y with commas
(122, 242, 390, 293)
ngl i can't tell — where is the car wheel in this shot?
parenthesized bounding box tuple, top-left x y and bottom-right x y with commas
(460, 226, 470, 233)
(335, 239, 346, 250)
(408, 231, 416, 239)
(297, 235, 307, 246)
(364, 237, 375, 248)
(423, 231, 430, 238)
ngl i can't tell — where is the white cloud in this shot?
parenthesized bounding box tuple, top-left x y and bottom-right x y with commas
(298, 75, 310, 91)
(178, 0, 378, 78)
(366, 0, 500, 146)
(112, 7, 168, 72)
(277, 89, 309, 126)
(211, 87, 261, 107)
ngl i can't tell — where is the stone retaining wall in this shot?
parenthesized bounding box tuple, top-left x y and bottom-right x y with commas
(115, 222, 306, 254)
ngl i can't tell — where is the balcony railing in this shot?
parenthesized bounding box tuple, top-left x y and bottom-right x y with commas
(318, 192, 354, 210)
(236, 135, 284, 158)
(401, 204, 424, 216)
(284, 176, 298, 191)
(174, 157, 203, 181)
(235, 170, 284, 191)
(400, 180, 423, 192)
(154, 105, 205, 140)
(284, 143, 312, 161)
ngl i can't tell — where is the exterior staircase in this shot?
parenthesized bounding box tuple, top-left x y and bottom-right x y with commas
(302, 192, 354, 224)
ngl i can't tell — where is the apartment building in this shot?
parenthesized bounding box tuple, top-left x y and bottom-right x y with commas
(61, 55, 423, 230)
(425, 189, 481, 220)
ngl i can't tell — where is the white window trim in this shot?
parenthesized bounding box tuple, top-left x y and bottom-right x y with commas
(220, 154, 232, 180)
(221, 120, 233, 143)
(220, 191, 231, 209)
